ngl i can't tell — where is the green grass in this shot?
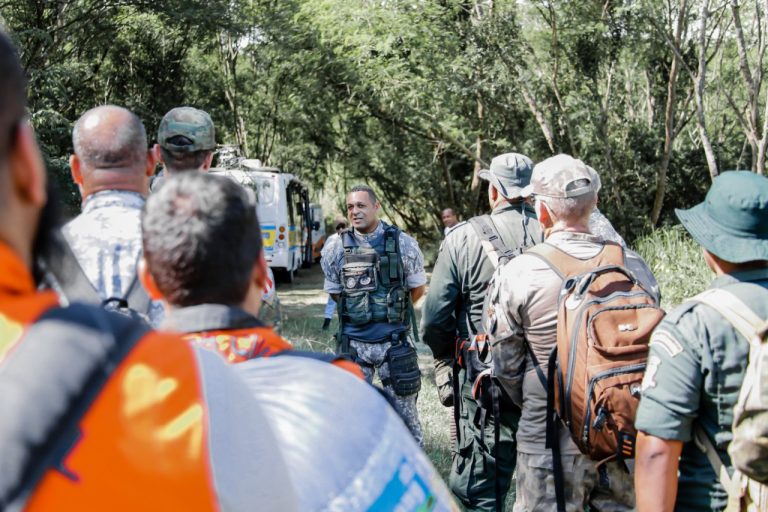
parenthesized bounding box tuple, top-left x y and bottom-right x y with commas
(633, 225, 712, 310)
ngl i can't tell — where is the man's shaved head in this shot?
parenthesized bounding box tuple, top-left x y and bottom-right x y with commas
(72, 105, 148, 170)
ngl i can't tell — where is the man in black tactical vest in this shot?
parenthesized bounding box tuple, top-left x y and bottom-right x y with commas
(321, 184, 427, 446)
(421, 153, 542, 511)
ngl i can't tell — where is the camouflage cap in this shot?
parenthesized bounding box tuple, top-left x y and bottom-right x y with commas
(521, 154, 598, 199)
(676, 170, 768, 263)
(157, 106, 216, 153)
(477, 153, 534, 199)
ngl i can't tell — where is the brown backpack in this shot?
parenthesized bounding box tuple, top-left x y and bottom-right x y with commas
(526, 241, 664, 466)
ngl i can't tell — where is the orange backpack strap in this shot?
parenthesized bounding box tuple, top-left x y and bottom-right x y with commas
(0, 305, 147, 509)
(525, 240, 625, 279)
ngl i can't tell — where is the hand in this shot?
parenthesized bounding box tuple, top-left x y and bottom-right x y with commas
(433, 359, 454, 407)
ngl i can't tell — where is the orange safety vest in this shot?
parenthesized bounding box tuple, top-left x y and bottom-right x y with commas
(0, 243, 298, 511)
(167, 304, 364, 378)
(183, 326, 293, 363)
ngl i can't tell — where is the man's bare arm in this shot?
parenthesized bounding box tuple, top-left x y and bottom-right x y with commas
(410, 285, 425, 305)
(635, 431, 682, 512)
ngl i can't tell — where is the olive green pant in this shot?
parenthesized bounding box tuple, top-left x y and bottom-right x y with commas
(450, 370, 521, 511)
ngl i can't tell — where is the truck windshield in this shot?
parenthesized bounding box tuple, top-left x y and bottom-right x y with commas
(251, 176, 275, 208)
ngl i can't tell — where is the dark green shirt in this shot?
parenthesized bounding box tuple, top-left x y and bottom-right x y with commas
(420, 203, 540, 360)
(635, 268, 768, 511)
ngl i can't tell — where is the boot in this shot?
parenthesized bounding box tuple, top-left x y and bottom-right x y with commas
(321, 317, 332, 331)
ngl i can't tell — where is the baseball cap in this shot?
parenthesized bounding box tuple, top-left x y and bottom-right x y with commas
(521, 154, 598, 199)
(675, 170, 768, 263)
(477, 153, 534, 199)
(157, 107, 216, 152)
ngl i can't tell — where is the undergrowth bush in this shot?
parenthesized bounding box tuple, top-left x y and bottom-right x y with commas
(633, 225, 711, 309)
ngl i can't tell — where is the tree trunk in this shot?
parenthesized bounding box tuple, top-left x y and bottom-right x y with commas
(521, 83, 556, 152)
(695, 0, 719, 180)
(470, 96, 484, 193)
(651, 0, 688, 226)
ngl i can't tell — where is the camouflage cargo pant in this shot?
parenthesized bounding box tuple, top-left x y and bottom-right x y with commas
(450, 372, 520, 512)
(514, 453, 635, 512)
(350, 338, 423, 447)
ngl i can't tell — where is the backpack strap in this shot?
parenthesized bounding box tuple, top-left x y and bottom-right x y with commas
(468, 216, 517, 269)
(42, 236, 152, 315)
(693, 427, 744, 511)
(689, 288, 766, 509)
(40, 235, 102, 306)
(0, 305, 147, 510)
(123, 273, 152, 315)
(340, 228, 358, 253)
(525, 240, 625, 280)
(689, 288, 764, 342)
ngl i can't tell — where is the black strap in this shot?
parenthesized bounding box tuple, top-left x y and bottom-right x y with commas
(491, 380, 502, 512)
(340, 228, 357, 252)
(452, 361, 462, 449)
(41, 235, 152, 315)
(525, 343, 548, 390)
(0, 305, 148, 510)
(468, 216, 517, 269)
(545, 347, 566, 512)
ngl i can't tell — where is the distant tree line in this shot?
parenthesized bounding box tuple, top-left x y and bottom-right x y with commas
(2, 0, 766, 242)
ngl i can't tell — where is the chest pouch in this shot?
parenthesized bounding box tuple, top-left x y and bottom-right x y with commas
(341, 254, 379, 325)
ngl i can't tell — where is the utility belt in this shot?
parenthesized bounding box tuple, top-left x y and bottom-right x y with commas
(337, 328, 421, 396)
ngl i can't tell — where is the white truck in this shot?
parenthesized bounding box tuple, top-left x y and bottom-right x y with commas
(210, 160, 312, 283)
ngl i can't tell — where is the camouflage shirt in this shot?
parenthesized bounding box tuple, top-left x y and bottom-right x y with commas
(63, 190, 164, 327)
(590, 208, 626, 246)
(321, 220, 427, 294)
(635, 269, 768, 511)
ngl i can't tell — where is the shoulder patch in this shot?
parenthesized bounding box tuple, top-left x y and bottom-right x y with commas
(641, 355, 661, 391)
(649, 329, 684, 358)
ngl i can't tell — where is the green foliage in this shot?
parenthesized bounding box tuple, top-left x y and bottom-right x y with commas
(633, 225, 712, 309)
(1, 0, 766, 242)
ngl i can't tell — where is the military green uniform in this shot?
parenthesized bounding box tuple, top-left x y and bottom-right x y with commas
(635, 269, 768, 511)
(421, 202, 541, 511)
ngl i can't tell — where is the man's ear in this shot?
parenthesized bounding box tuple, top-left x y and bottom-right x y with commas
(138, 257, 164, 300)
(145, 146, 159, 177)
(251, 252, 268, 291)
(69, 154, 83, 185)
(201, 151, 214, 171)
(488, 185, 499, 206)
(152, 143, 162, 165)
(534, 199, 553, 228)
(9, 122, 47, 207)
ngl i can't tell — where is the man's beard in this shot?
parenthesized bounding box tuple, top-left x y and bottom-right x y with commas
(31, 180, 66, 286)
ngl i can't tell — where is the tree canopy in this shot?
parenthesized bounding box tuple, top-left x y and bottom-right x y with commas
(2, 0, 766, 242)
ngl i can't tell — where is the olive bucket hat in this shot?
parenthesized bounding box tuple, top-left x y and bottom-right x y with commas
(477, 153, 534, 199)
(675, 171, 768, 263)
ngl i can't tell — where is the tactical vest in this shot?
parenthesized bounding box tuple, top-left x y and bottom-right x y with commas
(340, 223, 409, 327)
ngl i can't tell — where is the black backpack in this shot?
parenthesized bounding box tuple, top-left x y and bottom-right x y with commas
(39, 234, 152, 326)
